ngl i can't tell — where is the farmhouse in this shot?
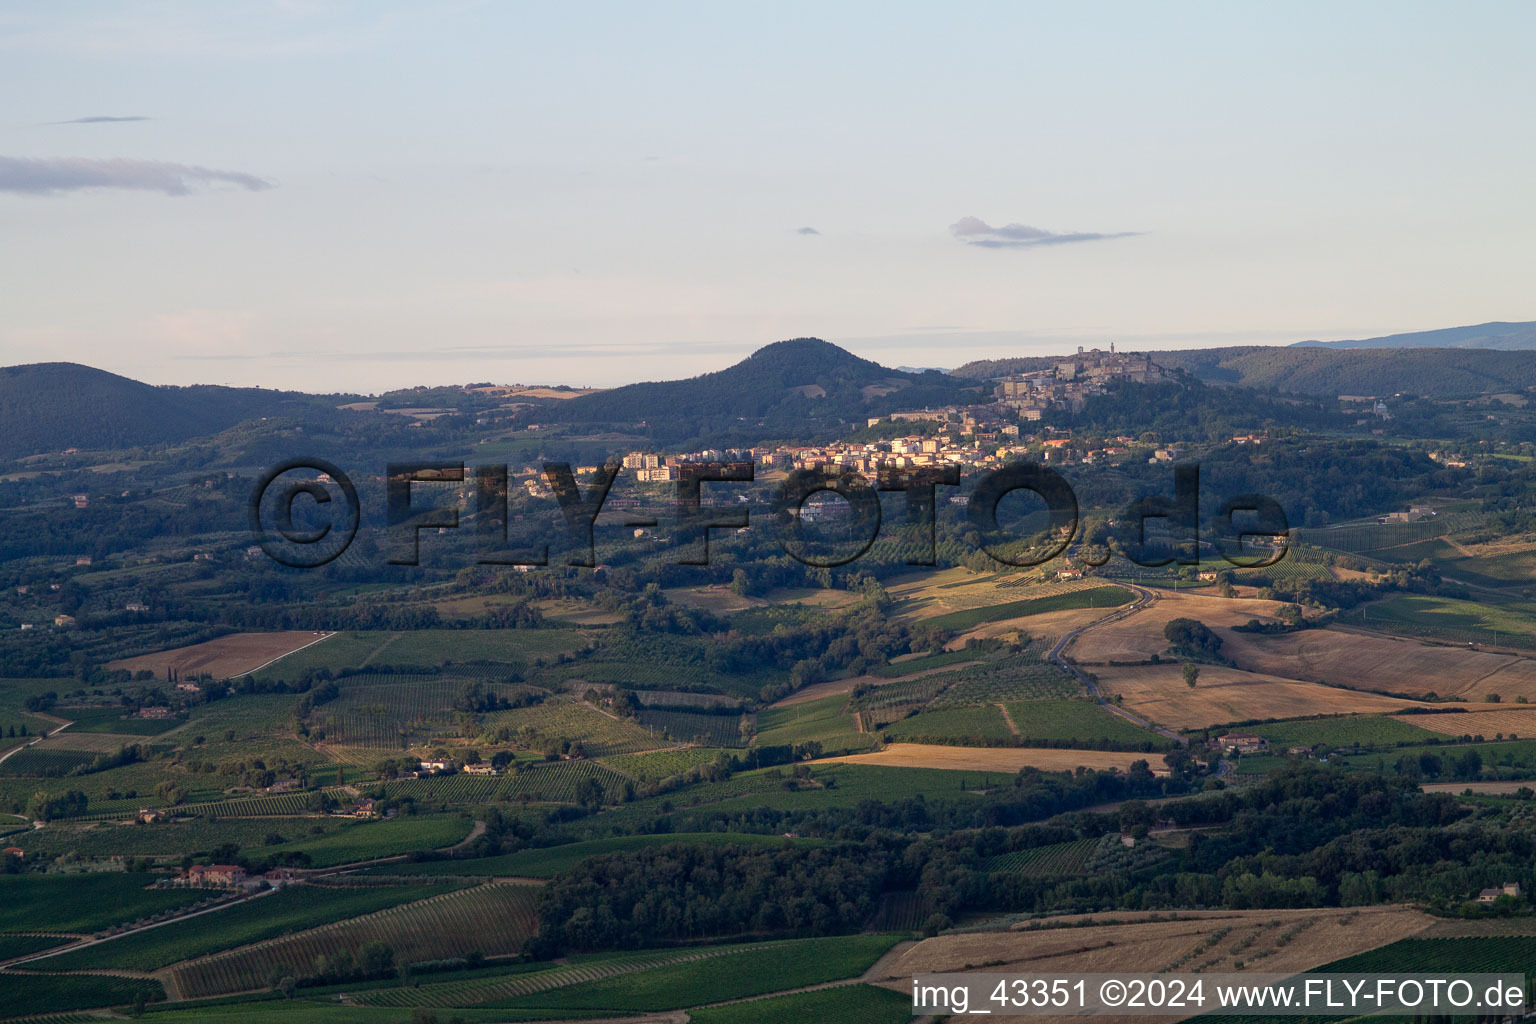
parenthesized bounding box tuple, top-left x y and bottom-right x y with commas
(463, 762, 500, 775)
(53, 614, 77, 628)
(185, 864, 247, 886)
(137, 706, 172, 719)
(1478, 882, 1523, 904)
(137, 808, 167, 824)
(1, 847, 24, 858)
(1216, 733, 1268, 755)
(419, 758, 458, 774)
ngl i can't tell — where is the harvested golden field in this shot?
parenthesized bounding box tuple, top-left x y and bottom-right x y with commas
(1421, 780, 1536, 794)
(875, 906, 1433, 1005)
(1403, 706, 1536, 737)
(949, 606, 1114, 650)
(1095, 664, 1427, 731)
(821, 743, 1153, 773)
(108, 631, 334, 680)
(1222, 627, 1536, 701)
(1067, 590, 1294, 663)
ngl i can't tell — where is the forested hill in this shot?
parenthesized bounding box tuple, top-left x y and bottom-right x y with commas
(953, 346, 1536, 398)
(1293, 320, 1536, 350)
(0, 362, 332, 460)
(542, 338, 984, 445)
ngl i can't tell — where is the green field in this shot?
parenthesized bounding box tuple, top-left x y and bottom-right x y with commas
(1318, 935, 1536, 974)
(921, 585, 1132, 632)
(755, 694, 877, 753)
(0, 873, 207, 934)
(481, 699, 660, 757)
(241, 814, 475, 866)
(168, 883, 541, 1000)
(488, 934, 902, 1012)
(924, 651, 1081, 707)
(1250, 715, 1441, 750)
(689, 983, 912, 1024)
(380, 832, 822, 879)
(30, 884, 459, 972)
(0, 932, 72, 960)
(1003, 699, 1174, 750)
(601, 747, 725, 781)
(255, 629, 588, 680)
(635, 708, 749, 747)
(0, 972, 163, 1017)
(883, 704, 1015, 745)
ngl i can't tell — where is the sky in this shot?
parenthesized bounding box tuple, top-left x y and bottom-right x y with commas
(2, 1, 1534, 394)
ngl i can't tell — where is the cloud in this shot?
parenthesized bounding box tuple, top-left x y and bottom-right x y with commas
(0, 156, 273, 196)
(795, 226, 821, 235)
(950, 216, 1139, 249)
(46, 115, 151, 124)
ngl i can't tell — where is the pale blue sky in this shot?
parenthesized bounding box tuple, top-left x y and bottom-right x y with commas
(2, 1, 1533, 391)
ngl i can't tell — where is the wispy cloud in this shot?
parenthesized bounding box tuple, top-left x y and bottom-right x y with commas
(46, 115, 151, 125)
(795, 226, 820, 235)
(950, 216, 1140, 249)
(0, 156, 273, 196)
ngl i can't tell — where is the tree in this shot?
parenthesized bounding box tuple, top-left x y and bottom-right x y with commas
(1164, 617, 1223, 660)
(1183, 662, 1200, 688)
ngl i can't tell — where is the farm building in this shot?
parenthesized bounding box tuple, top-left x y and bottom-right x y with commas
(1217, 733, 1268, 755)
(1478, 882, 1522, 904)
(184, 864, 247, 887)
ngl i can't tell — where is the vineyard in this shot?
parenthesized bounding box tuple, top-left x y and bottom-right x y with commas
(314, 674, 508, 749)
(688, 984, 911, 1024)
(601, 747, 724, 781)
(924, 651, 1080, 708)
(922, 585, 1132, 632)
(496, 759, 632, 803)
(487, 934, 903, 1014)
(0, 746, 98, 777)
(1250, 715, 1440, 750)
(635, 708, 749, 747)
(383, 774, 503, 805)
(981, 836, 1102, 876)
(166, 882, 540, 999)
(1316, 935, 1536, 975)
(1003, 700, 1174, 750)
(481, 699, 660, 756)
(29, 884, 458, 972)
(355, 939, 804, 1008)
(754, 695, 874, 753)
(882, 704, 1015, 745)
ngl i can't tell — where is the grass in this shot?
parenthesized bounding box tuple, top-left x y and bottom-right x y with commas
(1002, 699, 1175, 750)
(921, 585, 1132, 632)
(872, 649, 978, 677)
(688, 984, 912, 1024)
(481, 699, 660, 757)
(378, 832, 823, 879)
(30, 884, 459, 972)
(0, 873, 207, 934)
(1249, 715, 1441, 750)
(254, 629, 587, 679)
(487, 934, 902, 1012)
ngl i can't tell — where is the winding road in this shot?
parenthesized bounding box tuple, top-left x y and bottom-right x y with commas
(1047, 582, 1187, 746)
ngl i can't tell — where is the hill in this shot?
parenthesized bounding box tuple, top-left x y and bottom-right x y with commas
(1293, 320, 1536, 350)
(953, 346, 1536, 398)
(545, 338, 983, 444)
(0, 362, 331, 461)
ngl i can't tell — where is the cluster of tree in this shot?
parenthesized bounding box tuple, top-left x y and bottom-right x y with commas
(531, 842, 889, 954)
(1162, 617, 1224, 661)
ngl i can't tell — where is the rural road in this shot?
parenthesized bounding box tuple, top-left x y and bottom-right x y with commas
(1048, 582, 1187, 746)
(0, 713, 73, 770)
